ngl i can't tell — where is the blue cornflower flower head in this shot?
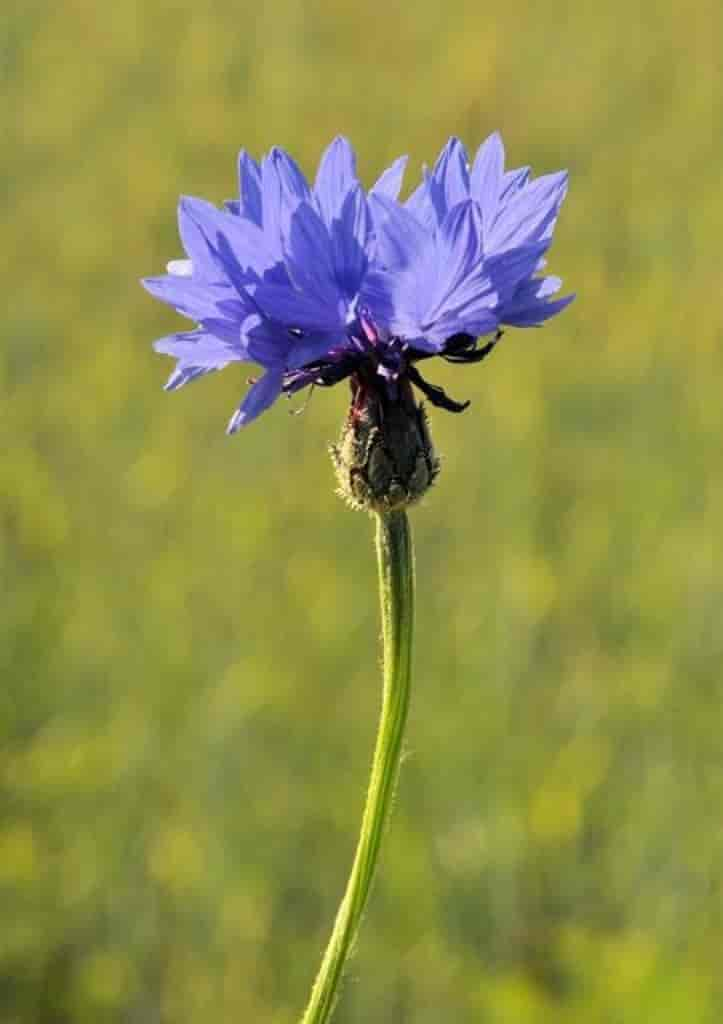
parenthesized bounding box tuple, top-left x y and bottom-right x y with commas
(143, 134, 573, 509)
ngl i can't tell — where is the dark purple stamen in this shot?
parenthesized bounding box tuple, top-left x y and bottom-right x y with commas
(441, 329, 503, 364)
(282, 319, 502, 414)
(406, 365, 470, 413)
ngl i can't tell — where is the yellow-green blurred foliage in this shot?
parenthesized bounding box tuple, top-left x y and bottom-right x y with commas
(2, 1, 722, 1021)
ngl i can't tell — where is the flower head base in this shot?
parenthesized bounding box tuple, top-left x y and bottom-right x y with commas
(330, 346, 439, 514)
(143, 134, 573, 504)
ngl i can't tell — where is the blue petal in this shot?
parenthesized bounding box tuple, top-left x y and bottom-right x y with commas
(269, 147, 310, 203)
(330, 185, 371, 300)
(280, 201, 341, 314)
(422, 201, 485, 325)
(503, 293, 575, 326)
(178, 197, 229, 281)
(179, 197, 278, 285)
(500, 166, 530, 201)
(253, 280, 344, 334)
(370, 155, 408, 200)
(164, 365, 217, 391)
(286, 330, 343, 368)
(360, 269, 427, 346)
(404, 169, 438, 233)
(141, 274, 237, 321)
(213, 296, 258, 323)
(154, 329, 242, 367)
(425, 275, 499, 335)
(426, 307, 499, 348)
(362, 259, 434, 346)
(368, 194, 430, 271)
(260, 147, 311, 254)
(237, 149, 263, 224)
(427, 137, 470, 223)
(515, 274, 563, 300)
(502, 276, 575, 326)
(226, 367, 285, 433)
(488, 171, 568, 251)
(241, 313, 339, 370)
(470, 132, 504, 238)
(199, 317, 243, 345)
(361, 196, 435, 342)
(239, 314, 293, 366)
(484, 241, 551, 302)
(314, 136, 358, 225)
(372, 200, 502, 347)
(423, 290, 500, 347)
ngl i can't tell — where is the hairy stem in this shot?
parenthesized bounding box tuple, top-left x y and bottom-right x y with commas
(300, 509, 415, 1024)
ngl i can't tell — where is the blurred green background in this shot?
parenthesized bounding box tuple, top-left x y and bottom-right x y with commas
(2, 1, 722, 1021)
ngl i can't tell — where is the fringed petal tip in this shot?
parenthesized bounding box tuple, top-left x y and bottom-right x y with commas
(163, 365, 215, 392)
(370, 155, 408, 201)
(226, 368, 285, 434)
(226, 408, 247, 434)
(503, 291, 576, 328)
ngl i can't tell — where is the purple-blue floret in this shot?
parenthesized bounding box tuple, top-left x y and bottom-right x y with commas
(143, 134, 573, 433)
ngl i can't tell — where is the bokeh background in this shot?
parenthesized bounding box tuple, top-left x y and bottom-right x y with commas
(3, 1, 722, 1021)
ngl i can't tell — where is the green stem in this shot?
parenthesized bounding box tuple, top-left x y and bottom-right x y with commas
(300, 508, 415, 1024)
